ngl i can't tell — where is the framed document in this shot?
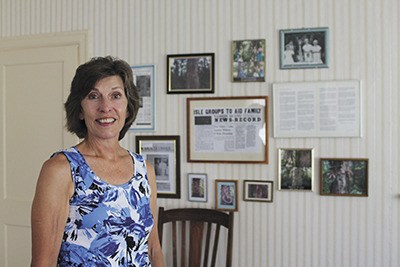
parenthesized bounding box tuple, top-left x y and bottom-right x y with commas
(136, 135, 181, 198)
(130, 65, 155, 131)
(273, 80, 361, 138)
(187, 96, 268, 164)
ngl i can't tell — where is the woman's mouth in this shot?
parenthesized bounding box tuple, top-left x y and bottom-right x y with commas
(97, 118, 116, 124)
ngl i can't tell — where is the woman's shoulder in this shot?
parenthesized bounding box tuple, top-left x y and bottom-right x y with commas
(42, 151, 71, 176)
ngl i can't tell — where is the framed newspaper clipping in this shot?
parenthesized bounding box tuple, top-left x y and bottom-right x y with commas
(130, 65, 155, 131)
(187, 96, 268, 164)
(136, 135, 181, 198)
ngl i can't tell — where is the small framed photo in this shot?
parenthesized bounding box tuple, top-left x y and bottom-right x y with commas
(215, 180, 238, 211)
(278, 148, 314, 191)
(167, 53, 215, 94)
(188, 173, 207, 202)
(279, 27, 329, 69)
(243, 180, 273, 202)
(232, 39, 265, 82)
(130, 65, 155, 131)
(136, 135, 181, 198)
(320, 158, 368, 197)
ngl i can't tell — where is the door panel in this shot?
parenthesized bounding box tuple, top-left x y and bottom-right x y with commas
(0, 33, 87, 266)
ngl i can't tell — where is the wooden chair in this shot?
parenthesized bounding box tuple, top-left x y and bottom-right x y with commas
(158, 207, 234, 267)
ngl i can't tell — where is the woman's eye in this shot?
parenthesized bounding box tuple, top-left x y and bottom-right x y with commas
(113, 92, 122, 99)
(87, 93, 98, 100)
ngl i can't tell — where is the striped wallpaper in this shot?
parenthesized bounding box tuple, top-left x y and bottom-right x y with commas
(1, 0, 399, 266)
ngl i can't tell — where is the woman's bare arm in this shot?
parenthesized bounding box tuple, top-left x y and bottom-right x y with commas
(31, 154, 73, 266)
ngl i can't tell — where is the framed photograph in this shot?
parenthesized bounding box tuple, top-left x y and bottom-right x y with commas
(136, 135, 181, 198)
(130, 65, 155, 131)
(273, 80, 361, 138)
(167, 53, 215, 94)
(188, 173, 207, 202)
(243, 180, 273, 202)
(232, 39, 265, 82)
(278, 148, 314, 191)
(279, 27, 329, 69)
(320, 158, 368, 197)
(187, 96, 268, 164)
(215, 180, 238, 211)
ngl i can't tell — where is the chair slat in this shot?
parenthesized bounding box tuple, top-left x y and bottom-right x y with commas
(203, 222, 212, 267)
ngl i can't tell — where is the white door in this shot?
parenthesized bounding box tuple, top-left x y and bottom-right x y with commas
(0, 32, 88, 267)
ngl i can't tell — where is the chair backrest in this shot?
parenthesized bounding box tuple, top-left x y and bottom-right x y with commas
(158, 207, 234, 267)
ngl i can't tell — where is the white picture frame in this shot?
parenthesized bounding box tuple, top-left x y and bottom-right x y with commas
(130, 65, 155, 131)
(188, 173, 207, 202)
(273, 80, 361, 138)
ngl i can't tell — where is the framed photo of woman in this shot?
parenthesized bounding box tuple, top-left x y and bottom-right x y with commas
(215, 180, 238, 211)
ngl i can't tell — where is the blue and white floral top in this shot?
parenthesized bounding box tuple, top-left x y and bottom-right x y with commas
(55, 147, 154, 267)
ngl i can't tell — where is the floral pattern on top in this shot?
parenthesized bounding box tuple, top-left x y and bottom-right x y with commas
(55, 147, 154, 267)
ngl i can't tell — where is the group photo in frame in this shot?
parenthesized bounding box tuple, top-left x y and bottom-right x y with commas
(215, 180, 238, 211)
(279, 27, 329, 69)
(130, 65, 155, 131)
(167, 53, 215, 94)
(135, 135, 181, 198)
(243, 180, 273, 202)
(186, 96, 268, 164)
(320, 158, 368, 197)
(187, 173, 207, 202)
(232, 39, 265, 82)
(278, 148, 314, 191)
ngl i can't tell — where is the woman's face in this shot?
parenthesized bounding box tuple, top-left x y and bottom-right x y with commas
(80, 75, 128, 141)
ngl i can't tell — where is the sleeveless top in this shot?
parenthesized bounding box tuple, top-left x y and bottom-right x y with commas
(55, 147, 154, 267)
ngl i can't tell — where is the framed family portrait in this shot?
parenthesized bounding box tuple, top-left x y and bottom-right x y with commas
(215, 180, 238, 211)
(130, 65, 155, 131)
(167, 53, 215, 94)
(188, 173, 207, 202)
(232, 39, 265, 82)
(320, 158, 368, 197)
(279, 27, 329, 69)
(278, 148, 314, 191)
(135, 135, 181, 198)
(187, 96, 268, 164)
(243, 180, 273, 202)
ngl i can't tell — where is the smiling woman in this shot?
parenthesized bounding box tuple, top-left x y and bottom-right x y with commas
(31, 56, 165, 267)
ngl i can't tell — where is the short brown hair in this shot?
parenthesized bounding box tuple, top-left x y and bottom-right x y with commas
(65, 56, 139, 140)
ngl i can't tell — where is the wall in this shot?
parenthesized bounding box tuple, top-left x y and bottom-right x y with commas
(1, 0, 399, 266)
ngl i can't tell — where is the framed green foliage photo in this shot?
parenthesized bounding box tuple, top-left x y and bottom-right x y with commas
(320, 158, 368, 197)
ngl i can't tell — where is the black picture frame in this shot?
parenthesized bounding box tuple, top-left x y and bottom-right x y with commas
(135, 135, 181, 198)
(167, 53, 215, 94)
(243, 180, 274, 202)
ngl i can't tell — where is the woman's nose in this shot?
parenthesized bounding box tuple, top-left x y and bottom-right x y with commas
(98, 98, 112, 112)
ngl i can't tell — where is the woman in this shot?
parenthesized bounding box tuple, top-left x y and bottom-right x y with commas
(31, 56, 164, 266)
